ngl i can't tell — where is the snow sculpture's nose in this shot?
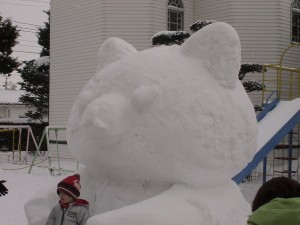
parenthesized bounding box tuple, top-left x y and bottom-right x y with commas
(79, 93, 130, 147)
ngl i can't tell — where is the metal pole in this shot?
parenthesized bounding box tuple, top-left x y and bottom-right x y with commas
(12, 130, 15, 160)
(55, 129, 61, 169)
(18, 128, 22, 161)
(26, 128, 30, 155)
(288, 131, 293, 179)
(279, 43, 300, 99)
(28, 129, 46, 174)
(263, 156, 267, 184)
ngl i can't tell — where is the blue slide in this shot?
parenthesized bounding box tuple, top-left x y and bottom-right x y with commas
(233, 97, 300, 184)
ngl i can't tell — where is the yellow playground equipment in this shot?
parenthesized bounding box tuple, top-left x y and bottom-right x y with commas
(0, 125, 39, 161)
(260, 43, 300, 181)
(262, 43, 300, 102)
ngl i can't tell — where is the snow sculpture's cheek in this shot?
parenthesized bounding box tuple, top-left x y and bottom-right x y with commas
(131, 85, 159, 112)
(79, 93, 131, 147)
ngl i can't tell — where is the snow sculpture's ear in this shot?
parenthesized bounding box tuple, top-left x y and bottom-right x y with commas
(97, 37, 137, 72)
(180, 22, 241, 88)
(131, 85, 159, 112)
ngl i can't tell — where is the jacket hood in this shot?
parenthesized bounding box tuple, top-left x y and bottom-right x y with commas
(74, 198, 89, 207)
(247, 197, 300, 225)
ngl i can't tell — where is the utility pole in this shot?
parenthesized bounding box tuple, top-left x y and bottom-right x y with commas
(4, 75, 8, 90)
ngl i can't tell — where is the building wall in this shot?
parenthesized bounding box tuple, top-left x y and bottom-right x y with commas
(0, 106, 6, 118)
(279, 0, 300, 67)
(50, 0, 299, 126)
(232, 0, 280, 64)
(232, 0, 281, 105)
(50, 0, 105, 126)
(232, 0, 300, 104)
(9, 105, 28, 118)
(278, 0, 300, 101)
(103, 0, 153, 50)
(194, 0, 234, 23)
(0, 105, 27, 119)
(50, 0, 195, 126)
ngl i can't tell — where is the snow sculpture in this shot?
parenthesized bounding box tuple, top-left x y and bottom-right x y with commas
(25, 22, 257, 225)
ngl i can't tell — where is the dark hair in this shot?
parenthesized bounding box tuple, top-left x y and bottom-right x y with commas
(252, 177, 300, 211)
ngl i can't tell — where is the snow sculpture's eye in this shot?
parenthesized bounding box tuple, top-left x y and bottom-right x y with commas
(131, 85, 159, 112)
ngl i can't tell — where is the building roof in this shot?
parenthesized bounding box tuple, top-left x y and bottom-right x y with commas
(0, 90, 26, 105)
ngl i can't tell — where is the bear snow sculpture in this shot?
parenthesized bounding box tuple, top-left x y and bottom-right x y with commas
(25, 22, 257, 225)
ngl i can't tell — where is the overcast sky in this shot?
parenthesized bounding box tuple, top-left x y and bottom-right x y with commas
(0, 0, 50, 88)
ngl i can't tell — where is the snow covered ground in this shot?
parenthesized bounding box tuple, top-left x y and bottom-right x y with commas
(2, 22, 298, 225)
(0, 154, 78, 225)
(0, 153, 262, 225)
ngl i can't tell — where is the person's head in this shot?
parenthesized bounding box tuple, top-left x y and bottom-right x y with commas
(252, 176, 300, 211)
(57, 174, 81, 203)
(58, 191, 74, 204)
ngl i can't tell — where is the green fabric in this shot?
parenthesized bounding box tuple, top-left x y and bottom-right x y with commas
(247, 197, 300, 225)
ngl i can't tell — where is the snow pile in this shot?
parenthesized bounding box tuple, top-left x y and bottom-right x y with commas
(0, 158, 262, 225)
(34, 56, 50, 67)
(25, 22, 258, 225)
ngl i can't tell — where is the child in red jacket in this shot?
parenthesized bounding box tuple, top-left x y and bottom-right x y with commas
(45, 174, 90, 225)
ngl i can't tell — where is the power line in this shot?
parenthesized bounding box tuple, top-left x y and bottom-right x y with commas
(13, 20, 42, 28)
(18, 29, 37, 34)
(18, 0, 49, 4)
(18, 44, 41, 48)
(0, 1, 47, 8)
(14, 50, 39, 54)
(19, 39, 38, 43)
(18, 26, 38, 32)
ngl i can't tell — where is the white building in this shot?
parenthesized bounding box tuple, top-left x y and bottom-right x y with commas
(50, 0, 300, 126)
(0, 90, 28, 122)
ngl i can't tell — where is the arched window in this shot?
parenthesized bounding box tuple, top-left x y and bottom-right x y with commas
(168, 0, 184, 31)
(292, 0, 300, 42)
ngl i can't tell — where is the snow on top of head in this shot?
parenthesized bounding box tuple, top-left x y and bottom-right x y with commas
(96, 37, 137, 72)
(67, 22, 257, 187)
(151, 30, 190, 38)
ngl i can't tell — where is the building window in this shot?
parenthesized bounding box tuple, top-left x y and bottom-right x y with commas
(168, 0, 184, 31)
(292, 0, 300, 43)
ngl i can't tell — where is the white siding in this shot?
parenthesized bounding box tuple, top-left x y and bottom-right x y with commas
(0, 107, 5, 118)
(279, 0, 300, 68)
(51, 0, 300, 127)
(104, 0, 153, 50)
(232, 0, 300, 104)
(51, 0, 105, 126)
(8, 106, 27, 118)
(182, 0, 195, 31)
(50, 0, 195, 127)
(278, 0, 300, 101)
(232, 0, 280, 105)
(232, 0, 280, 64)
(103, 0, 194, 49)
(194, 0, 234, 23)
(152, 0, 168, 34)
